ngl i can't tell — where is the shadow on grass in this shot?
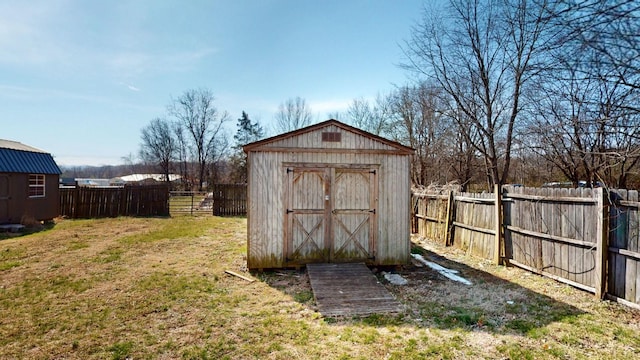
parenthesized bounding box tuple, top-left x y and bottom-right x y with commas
(257, 240, 586, 337)
(384, 242, 586, 336)
(0, 221, 56, 241)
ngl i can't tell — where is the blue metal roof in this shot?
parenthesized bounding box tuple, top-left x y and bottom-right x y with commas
(0, 148, 62, 174)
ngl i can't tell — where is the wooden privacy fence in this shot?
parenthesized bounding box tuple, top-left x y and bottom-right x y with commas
(60, 185, 169, 218)
(212, 184, 247, 216)
(607, 189, 640, 310)
(413, 189, 499, 261)
(412, 186, 640, 310)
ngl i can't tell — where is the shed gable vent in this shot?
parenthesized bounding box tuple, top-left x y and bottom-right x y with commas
(322, 132, 341, 142)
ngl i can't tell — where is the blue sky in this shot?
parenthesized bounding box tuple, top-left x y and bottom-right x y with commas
(0, 0, 424, 166)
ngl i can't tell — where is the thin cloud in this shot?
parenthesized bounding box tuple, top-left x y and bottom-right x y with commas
(0, 1, 217, 78)
(117, 81, 141, 92)
(0, 83, 159, 113)
(106, 47, 218, 78)
(0, 1, 69, 65)
(0, 84, 105, 102)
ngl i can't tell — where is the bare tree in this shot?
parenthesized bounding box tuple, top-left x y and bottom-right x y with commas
(345, 94, 394, 136)
(139, 118, 176, 183)
(389, 83, 461, 186)
(526, 54, 640, 188)
(546, 0, 640, 94)
(172, 122, 191, 190)
(326, 111, 344, 121)
(168, 88, 230, 191)
(525, 71, 594, 185)
(346, 98, 373, 130)
(274, 97, 313, 133)
(403, 0, 551, 189)
(120, 152, 139, 175)
(523, 0, 640, 188)
(444, 104, 483, 190)
(208, 131, 230, 184)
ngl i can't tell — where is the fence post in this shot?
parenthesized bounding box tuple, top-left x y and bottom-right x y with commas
(493, 184, 503, 265)
(444, 190, 455, 246)
(410, 193, 416, 234)
(72, 187, 78, 218)
(594, 187, 609, 299)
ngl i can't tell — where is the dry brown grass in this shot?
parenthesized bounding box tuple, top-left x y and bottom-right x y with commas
(1, 216, 639, 359)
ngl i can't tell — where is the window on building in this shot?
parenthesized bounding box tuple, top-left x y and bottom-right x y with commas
(29, 174, 45, 198)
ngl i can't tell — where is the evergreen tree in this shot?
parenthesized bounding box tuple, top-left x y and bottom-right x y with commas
(233, 111, 264, 149)
(230, 112, 264, 182)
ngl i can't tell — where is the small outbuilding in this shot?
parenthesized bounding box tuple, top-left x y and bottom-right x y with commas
(243, 119, 414, 269)
(0, 139, 62, 224)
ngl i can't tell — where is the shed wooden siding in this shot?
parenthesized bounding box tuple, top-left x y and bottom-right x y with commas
(0, 141, 62, 224)
(245, 120, 412, 269)
(0, 173, 60, 223)
(258, 124, 399, 151)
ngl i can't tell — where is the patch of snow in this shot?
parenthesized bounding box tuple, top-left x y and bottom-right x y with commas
(382, 272, 408, 285)
(411, 253, 473, 286)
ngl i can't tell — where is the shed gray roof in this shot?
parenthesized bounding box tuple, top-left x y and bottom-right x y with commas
(0, 139, 62, 174)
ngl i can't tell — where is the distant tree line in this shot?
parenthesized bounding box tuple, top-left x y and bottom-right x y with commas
(132, 0, 639, 192)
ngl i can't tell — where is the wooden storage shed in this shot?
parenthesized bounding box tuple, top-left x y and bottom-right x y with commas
(0, 139, 62, 224)
(243, 119, 414, 269)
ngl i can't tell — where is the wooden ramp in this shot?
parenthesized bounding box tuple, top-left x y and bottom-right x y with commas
(307, 263, 403, 317)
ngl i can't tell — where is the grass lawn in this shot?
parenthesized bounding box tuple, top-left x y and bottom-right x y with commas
(1, 216, 639, 359)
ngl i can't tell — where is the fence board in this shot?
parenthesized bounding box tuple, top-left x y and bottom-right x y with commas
(452, 192, 495, 259)
(412, 193, 448, 244)
(212, 184, 247, 216)
(629, 191, 638, 302)
(410, 185, 640, 309)
(608, 189, 640, 305)
(60, 185, 169, 218)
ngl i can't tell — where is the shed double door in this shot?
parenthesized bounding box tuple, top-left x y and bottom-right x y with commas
(285, 166, 378, 264)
